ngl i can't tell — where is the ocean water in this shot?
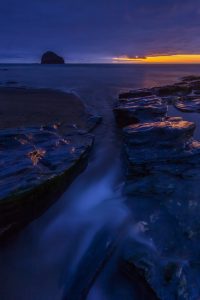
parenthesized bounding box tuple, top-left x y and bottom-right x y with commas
(1, 63, 200, 97)
(0, 64, 200, 300)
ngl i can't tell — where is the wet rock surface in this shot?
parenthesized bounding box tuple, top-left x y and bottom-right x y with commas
(153, 84, 192, 96)
(0, 123, 94, 240)
(114, 96, 167, 127)
(119, 89, 153, 99)
(124, 118, 197, 164)
(175, 96, 200, 112)
(114, 76, 200, 299)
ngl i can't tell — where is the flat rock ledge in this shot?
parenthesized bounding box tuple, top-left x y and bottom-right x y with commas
(174, 96, 200, 112)
(0, 122, 96, 241)
(114, 76, 200, 299)
(114, 96, 167, 127)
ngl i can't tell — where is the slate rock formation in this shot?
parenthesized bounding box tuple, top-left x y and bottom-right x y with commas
(114, 95, 167, 127)
(175, 96, 200, 112)
(41, 51, 65, 64)
(0, 124, 94, 240)
(114, 76, 200, 299)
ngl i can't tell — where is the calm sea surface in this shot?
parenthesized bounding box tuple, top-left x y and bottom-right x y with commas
(0, 63, 200, 96)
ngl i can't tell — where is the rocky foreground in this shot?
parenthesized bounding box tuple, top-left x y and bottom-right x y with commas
(0, 124, 94, 240)
(0, 87, 101, 241)
(114, 76, 200, 300)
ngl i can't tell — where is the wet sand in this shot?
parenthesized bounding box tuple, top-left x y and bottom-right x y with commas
(0, 87, 88, 130)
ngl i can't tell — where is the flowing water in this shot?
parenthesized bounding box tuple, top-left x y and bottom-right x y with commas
(1, 64, 200, 300)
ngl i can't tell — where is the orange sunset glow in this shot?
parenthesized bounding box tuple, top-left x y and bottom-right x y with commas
(113, 54, 200, 64)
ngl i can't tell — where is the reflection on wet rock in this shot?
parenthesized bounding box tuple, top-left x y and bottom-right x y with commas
(114, 96, 167, 127)
(0, 124, 94, 240)
(174, 96, 200, 112)
(153, 84, 192, 96)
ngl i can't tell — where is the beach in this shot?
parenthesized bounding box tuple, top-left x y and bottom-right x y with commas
(0, 87, 88, 130)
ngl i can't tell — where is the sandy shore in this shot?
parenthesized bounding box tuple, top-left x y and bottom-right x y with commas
(0, 87, 88, 130)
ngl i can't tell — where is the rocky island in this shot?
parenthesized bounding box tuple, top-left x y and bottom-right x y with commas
(41, 51, 65, 64)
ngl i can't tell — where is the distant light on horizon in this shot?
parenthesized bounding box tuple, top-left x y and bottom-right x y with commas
(113, 54, 200, 64)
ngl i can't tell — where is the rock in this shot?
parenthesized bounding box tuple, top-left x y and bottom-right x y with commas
(41, 51, 65, 64)
(123, 117, 200, 195)
(120, 252, 159, 299)
(0, 125, 93, 240)
(86, 115, 102, 132)
(174, 96, 200, 112)
(123, 117, 195, 151)
(159, 95, 180, 105)
(119, 89, 153, 99)
(123, 117, 200, 199)
(115, 80, 200, 298)
(188, 81, 200, 90)
(154, 84, 192, 96)
(182, 75, 200, 82)
(121, 237, 197, 300)
(122, 158, 200, 299)
(114, 96, 167, 127)
(193, 90, 200, 95)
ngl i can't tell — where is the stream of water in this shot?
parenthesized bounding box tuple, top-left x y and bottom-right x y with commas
(1, 64, 200, 300)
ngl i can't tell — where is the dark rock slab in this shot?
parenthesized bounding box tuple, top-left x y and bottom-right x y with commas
(114, 79, 200, 298)
(189, 81, 200, 91)
(153, 84, 192, 96)
(119, 89, 153, 100)
(159, 95, 181, 105)
(182, 75, 200, 82)
(123, 117, 200, 197)
(41, 51, 65, 64)
(123, 118, 196, 163)
(121, 236, 199, 300)
(114, 96, 167, 127)
(0, 125, 93, 240)
(193, 90, 200, 95)
(121, 161, 200, 299)
(174, 96, 200, 112)
(86, 115, 102, 132)
(120, 117, 200, 298)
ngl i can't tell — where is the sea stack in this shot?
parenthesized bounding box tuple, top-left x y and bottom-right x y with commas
(41, 51, 65, 64)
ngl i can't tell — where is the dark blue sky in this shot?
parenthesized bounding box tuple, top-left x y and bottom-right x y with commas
(0, 0, 200, 62)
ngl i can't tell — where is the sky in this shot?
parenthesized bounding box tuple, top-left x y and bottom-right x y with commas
(1, 0, 200, 63)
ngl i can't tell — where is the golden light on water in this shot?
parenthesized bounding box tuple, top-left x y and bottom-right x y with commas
(113, 54, 200, 64)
